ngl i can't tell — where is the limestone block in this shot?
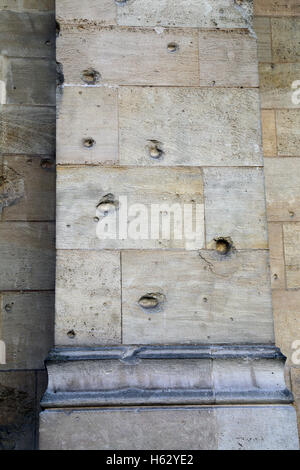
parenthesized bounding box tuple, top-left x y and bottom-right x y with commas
(116, 0, 253, 29)
(198, 30, 259, 87)
(57, 26, 199, 86)
(0, 292, 54, 369)
(119, 87, 262, 167)
(254, 0, 300, 16)
(277, 110, 300, 156)
(122, 250, 274, 344)
(57, 87, 118, 164)
(56, 166, 204, 250)
(272, 18, 300, 62)
(0, 371, 36, 450)
(0, 105, 55, 155)
(57, 0, 116, 24)
(55, 250, 121, 346)
(283, 223, 300, 288)
(261, 110, 277, 157)
(259, 63, 300, 109)
(2, 58, 55, 106)
(253, 17, 272, 63)
(39, 406, 299, 450)
(203, 168, 268, 250)
(272, 289, 300, 358)
(1, 155, 55, 221)
(268, 223, 286, 289)
(265, 158, 300, 221)
(0, 222, 55, 290)
(0, 11, 55, 58)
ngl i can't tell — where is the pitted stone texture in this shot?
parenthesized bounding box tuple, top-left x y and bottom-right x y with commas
(276, 110, 300, 156)
(55, 250, 121, 346)
(56, 0, 116, 24)
(57, 87, 118, 165)
(122, 250, 273, 345)
(254, 0, 300, 16)
(283, 223, 300, 289)
(204, 167, 268, 250)
(119, 87, 262, 167)
(39, 406, 299, 450)
(272, 17, 300, 62)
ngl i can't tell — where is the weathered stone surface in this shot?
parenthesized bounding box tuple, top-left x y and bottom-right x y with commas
(0, 105, 55, 155)
(0, 292, 54, 369)
(119, 87, 262, 167)
(272, 18, 300, 62)
(261, 110, 277, 157)
(1, 155, 55, 221)
(259, 63, 300, 109)
(283, 223, 300, 288)
(1, 57, 55, 105)
(198, 30, 259, 87)
(39, 406, 299, 450)
(265, 158, 300, 221)
(0, 0, 54, 11)
(58, 26, 199, 86)
(204, 168, 268, 250)
(253, 17, 272, 62)
(116, 0, 253, 29)
(0, 371, 36, 450)
(57, 87, 118, 164)
(55, 250, 121, 346)
(291, 368, 300, 431)
(56, 166, 204, 250)
(254, 0, 300, 16)
(0, 222, 55, 290)
(268, 223, 286, 289)
(122, 250, 274, 345)
(275, 110, 300, 157)
(0, 11, 55, 58)
(272, 289, 300, 358)
(56, 0, 116, 24)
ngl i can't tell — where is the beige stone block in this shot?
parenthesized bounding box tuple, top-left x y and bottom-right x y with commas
(1, 155, 55, 221)
(122, 250, 274, 345)
(265, 158, 300, 221)
(0, 106, 55, 155)
(261, 110, 277, 157)
(119, 87, 262, 167)
(268, 223, 286, 289)
(259, 63, 300, 109)
(203, 168, 268, 250)
(198, 30, 259, 87)
(55, 250, 121, 346)
(277, 110, 300, 156)
(254, 0, 300, 16)
(116, 0, 253, 28)
(272, 18, 300, 62)
(56, 166, 204, 250)
(56, 0, 116, 24)
(57, 87, 118, 165)
(0, 292, 54, 369)
(0, 371, 36, 450)
(0, 222, 55, 290)
(253, 17, 272, 63)
(283, 223, 300, 288)
(272, 290, 300, 359)
(57, 26, 199, 86)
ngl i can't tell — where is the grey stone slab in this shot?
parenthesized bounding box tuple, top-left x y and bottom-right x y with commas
(0, 292, 54, 370)
(119, 87, 262, 167)
(0, 1, 54, 11)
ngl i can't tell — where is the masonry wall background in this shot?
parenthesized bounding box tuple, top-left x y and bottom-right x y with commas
(0, 0, 299, 450)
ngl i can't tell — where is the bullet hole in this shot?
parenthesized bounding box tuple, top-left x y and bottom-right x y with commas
(215, 237, 232, 255)
(147, 140, 164, 159)
(273, 273, 278, 280)
(96, 194, 119, 216)
(94, 216, 99, 222)
(81, 68, 100, 85)
(67, 330, 76, 339)
(4, 303, 13, 312)
(56, 21, 60, 37)
(138, 293, 165, 310)
(40, 159, 54, 169)
(56, 62, 64, 87)
(289, 210, 295, 218)
(203, 297, 208, 303)
(45, 40, 51, 46)
(167, 42, 179, 53)
(82, 137, 95, 148)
